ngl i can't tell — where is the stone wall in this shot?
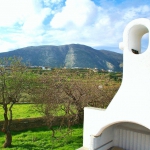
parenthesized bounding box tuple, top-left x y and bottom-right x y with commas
(0, 115, 80, 131)
(0, 117, 46, 131)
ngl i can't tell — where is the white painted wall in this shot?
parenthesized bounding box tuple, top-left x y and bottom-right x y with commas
(78, 18, 150, 150)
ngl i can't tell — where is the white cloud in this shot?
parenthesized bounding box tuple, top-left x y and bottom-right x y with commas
(50, 0, 100, 28)
(0, 0, 51, 30)
(0, 0, 150, 53)
(43, 0, 64, 14)
(0, 39, 18, 52)
(43, 0, 63, 5)
(49, 0, 150, 49)
(0, 0, 52, 51)
(0, 30, 48, 52)
(122, 5, 150, 20)
(0, 0, 37, 26)
(22, 7, 50, 33)
(49, 0, 117, 46)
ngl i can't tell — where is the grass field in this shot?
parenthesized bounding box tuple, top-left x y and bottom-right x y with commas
(0, 125, 83, 150)
(0, 104, 76, 121)
(0, 104, 83, 149)
(0, 104, 43, 121)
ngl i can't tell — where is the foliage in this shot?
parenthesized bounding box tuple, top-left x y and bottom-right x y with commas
(0, 61, 121, 148)
(109, 72, 122, 81)
(0, 57, 31, 148)
(30, 69, 121, 137)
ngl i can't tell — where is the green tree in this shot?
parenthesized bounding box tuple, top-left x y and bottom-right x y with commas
(0, 57, 29, 148)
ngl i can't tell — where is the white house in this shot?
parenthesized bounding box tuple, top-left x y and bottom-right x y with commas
(78, 18, 150, 150)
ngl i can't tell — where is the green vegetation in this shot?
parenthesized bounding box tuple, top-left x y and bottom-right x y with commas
(0, 104, 69, 121)
(109, 72, 122, 81)
(0, 104, 42, 121)
(0, 125, 83, 150)
(0, 58, 122, 148)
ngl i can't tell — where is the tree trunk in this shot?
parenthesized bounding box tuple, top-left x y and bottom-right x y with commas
(2, 104, 12, 148)
(3, 131, 12, 148)
(76, 106, 84, 124)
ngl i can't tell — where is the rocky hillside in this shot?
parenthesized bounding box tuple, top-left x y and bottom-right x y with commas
(0, 44, 123, 71)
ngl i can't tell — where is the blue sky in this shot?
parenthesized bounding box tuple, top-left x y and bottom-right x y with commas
(0, 0, 150, 53)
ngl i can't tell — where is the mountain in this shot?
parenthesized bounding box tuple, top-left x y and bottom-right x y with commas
(0, 44, 123, 72)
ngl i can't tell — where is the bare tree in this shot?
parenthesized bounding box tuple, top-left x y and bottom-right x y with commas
(31, 69, 121, 139)
(0, 57, 28, 148)
(59, 70, 121, 124)
(29, 70, 62, 136)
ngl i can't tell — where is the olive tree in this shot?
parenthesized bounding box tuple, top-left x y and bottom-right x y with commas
(29, 69, 120, 148)
(32, 69, 120, 129)
(60, 70, 120, 124)
(29, 69, 62, 136)
(0, 57, 29, 148)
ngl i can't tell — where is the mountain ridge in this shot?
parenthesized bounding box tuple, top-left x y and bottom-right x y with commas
(0, 44, 123, 71)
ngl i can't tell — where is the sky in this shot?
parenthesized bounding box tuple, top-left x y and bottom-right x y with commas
(0, 0, 150, 53)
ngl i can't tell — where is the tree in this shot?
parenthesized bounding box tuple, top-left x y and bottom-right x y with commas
(32, 69, 121, 129)
(29, 69, 62, 136)
(60, 70, 120, 124)
(0, 57, 28, 148)
(30, 69, 120, 148)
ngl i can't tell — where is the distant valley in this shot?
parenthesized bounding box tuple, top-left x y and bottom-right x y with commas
(0, 44, 123, 72)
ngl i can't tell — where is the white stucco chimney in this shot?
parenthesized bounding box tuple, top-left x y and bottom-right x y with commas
(78, 18, 150, 150)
